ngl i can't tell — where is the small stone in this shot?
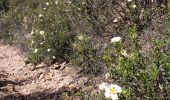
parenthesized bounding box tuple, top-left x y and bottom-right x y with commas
(26, 63, 35, 71)
(77, 77, 89, 86)
(60, 62, 66, 70)
(39, 74, 44, 80)
(53, 64, 61, 70)
(24, 58, 31, 64)
(69, 83, 81, 91)
(36, 62, 47, 68)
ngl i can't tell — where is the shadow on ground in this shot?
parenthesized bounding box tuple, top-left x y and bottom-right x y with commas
(0, 83, 79, 100)
(0, 89, 63, 100)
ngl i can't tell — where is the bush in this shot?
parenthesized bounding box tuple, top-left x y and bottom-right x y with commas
(102, 25, 170, 99)
(69, 34, 102, 74)
(27, 1, 71, 64)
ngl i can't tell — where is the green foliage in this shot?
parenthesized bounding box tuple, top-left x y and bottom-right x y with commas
(69, 34, 102, 74)
(102, 25, 170, 99)
(27, 1, 71, 64)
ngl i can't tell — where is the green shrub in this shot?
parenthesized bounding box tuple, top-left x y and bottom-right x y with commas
(69, 34, 102, 75)
(27, 1, 72, 64)
(102, 25, 170, 99)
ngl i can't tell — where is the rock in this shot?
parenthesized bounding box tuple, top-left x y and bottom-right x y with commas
(51, 63, 61, 70)
(24, 58, 31, 64)
(26, 63, 35, 71)
(39, 74, 44, 80)
(54, 64, 61, 70)
(5, 84, 15, 92)
(69, 83, 81, 90)
(60, 62, 66, 70)
(36, 62, 47, 68)
(77, 77, 89, 86)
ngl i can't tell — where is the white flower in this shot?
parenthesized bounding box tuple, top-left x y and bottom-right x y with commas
(105, 91, 118, 100)
(52, 56, 56, 59)
(111, 37, 121, 43)
(105, 73, 111, 79)
(104, 84, 122, 100)
(121, 50, 129, 57)
(31, 41, 34, 44)
(109, 84, 122, 93)
(82, 2, 85, 5)
(47, 48, 51, 52)
(68, 1, 72, 4)
(38, 14, 43, 18)
(55, 0, 58, 4)
(43, 8, 46, 10)
(113, 18, 118, 23)
(78, 8, 81, 11)
(46, 2, 49, 5)
(78, 35, 83, 40)
(34, 49, 38, 53)
(127, 0, 132, 2)
(40, 41, 45, 45)
(99, 82, 109, 91)
(39, 31, 45, 35)
(132, 5, 136, 8)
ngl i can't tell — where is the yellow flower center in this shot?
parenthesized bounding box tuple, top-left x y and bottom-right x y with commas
(110, 88, 116, 94)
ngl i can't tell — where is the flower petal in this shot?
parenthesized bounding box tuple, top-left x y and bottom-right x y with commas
(114, 85, 122, 93)
(99, 82, 109, 90)
(105, 86, 111, 93)
(110, 94, 118, 100)
(105, 91, 111, 98)
(109, 84, 122, 93)
(111, 37, 121, 43)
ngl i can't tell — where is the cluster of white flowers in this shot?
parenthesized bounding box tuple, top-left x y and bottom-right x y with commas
(105, 73, 111, 79)
(99, 82, 122, 100)
(111, 37, 121, 43)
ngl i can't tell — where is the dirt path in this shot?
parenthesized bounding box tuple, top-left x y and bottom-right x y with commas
(0, 44, 88, 100)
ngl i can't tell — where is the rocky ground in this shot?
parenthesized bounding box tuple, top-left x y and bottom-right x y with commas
(0, 44, 94, 100)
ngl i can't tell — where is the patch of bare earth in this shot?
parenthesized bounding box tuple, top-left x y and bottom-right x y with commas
(0, 44, 90, 100)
